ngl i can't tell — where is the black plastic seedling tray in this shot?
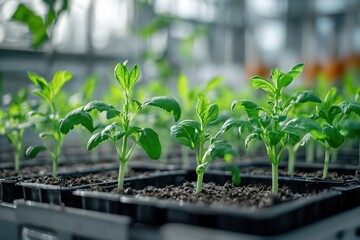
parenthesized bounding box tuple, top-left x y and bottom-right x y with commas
(73, 170, 357, 236)
(17, 162, 178, 207)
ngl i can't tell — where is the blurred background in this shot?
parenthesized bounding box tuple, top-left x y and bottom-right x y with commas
(0, 0, 360, 95)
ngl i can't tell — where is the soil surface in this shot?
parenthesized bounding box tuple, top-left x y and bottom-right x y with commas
(242, 167, 359, 181)
(25, 168, 157, 187)
(0, 159, 116, 179)
(91, 181, 312, 209)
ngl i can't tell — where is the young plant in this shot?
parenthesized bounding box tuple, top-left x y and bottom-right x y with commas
(232, 63, 320, 194)
(170, 94, 238, 192)
(285, 91, 321, 174)
(0, 89, 33, 172)
(59, 62, 181, 190)
(287, 87, 360, 178)
(25, 71, 73, 177)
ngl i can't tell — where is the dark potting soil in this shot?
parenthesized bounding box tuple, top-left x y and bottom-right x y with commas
(242, 167, 360, 181)
(91, 181, 311, 209)
(26, 168, 157, 187)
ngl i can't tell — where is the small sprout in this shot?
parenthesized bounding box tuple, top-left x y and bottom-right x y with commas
(170, 94, 239, 192)
(232, 63, 319, 194)
(0, 89, 33, 173)
(290, 87, 360, 178)
(26, 70, 73, 177)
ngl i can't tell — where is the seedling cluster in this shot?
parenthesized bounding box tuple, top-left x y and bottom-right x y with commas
(1, 61, 359, 196)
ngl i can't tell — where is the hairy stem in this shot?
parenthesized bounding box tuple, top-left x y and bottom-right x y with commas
(118, 160, 127, 190)
(196, 171, 204, 193)
(306, 141, 315, 163)
(272, 162, 279, 195)
(322, 148, 331, 179)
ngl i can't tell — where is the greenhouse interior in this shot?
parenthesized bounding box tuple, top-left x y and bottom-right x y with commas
(1, 0, 360, 239)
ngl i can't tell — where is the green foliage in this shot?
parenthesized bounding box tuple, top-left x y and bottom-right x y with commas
(59, 62, 181, 190)
(11, 0, 69, 48)
(26, 70, 73, 176)
(287, 87, 360, 178)
(232, 63, 314, 194)
(0, 89, 33, 172)
(170, 94, 238, 192)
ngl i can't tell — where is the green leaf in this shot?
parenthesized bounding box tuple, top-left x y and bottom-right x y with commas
(204, 76, 223, 93)
(87, 132, 111, 150)
(300, 133, 312, 146)
(285, 117, 323, 133)
(113, 131, 126, 140)
(59, 107, 94, 134)
(323, 125, 344, 148)
(339, 101, 360, 116)
(231, 100, 260, 118)
(328, 105, 342, 123)
(128, 65, 140, 91)
(196, 94, 218, 126)
(28, 72, 48, 89)
(51, 71, 73, 96)
(278, 63, 304, 91)
(170, 120, 200, 150)
(249, 76, 275, 94)
(324, 88, 337, 109)
(269, 130, 283, 145)
(83, 101, 120, 119)
(39, 132, 54, 139)
(245, 133, 259, 148)
(209, 141, 236, 160)
(216, 118, 243, 136)
(231, 100, 258, 110)
(114, 62, 129, 91)
(26, 146, 47, 158)
(294, 91, 321, 104)
(32, 89, 50, 103)
(12, 4, 48, 47)
(270, 68, 283, 87)
(259, 114, 271, 128)
(138, 128, 161, 159)
(142, 96, 181, 122)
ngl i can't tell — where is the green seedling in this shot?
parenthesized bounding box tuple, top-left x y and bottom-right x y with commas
(285, 91, 321, 174)
(26, 71, 73, 177)
(59, 62, 181, 190)
(0, 89, 33, 172)
(232, 63, 320, 194)
(170, 94, 239, 193)
(287, 87, 360, 178)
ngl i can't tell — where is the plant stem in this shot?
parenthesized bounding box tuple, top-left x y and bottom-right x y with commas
(196, 171, 204, 193)
(287, 146, 295, 175)
(181, 145, 190, 168)
(322, 148, 331, 179)
(118, 160, 127, 190)
(14, 138, 21, 173)
(272, 162, 279, 195)
(331, 149, 338, 163)
(14, 151, 20, 174)
(306, 141, 314, 163)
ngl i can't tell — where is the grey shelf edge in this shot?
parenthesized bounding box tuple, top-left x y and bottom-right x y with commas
(161, 205, 360, 240)
(0, 202, 18, 239)
(15, 200, 132, 240)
